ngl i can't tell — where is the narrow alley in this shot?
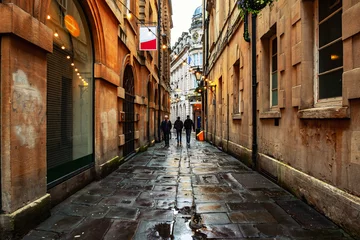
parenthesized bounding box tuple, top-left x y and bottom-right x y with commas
(23, 136, 353, 240)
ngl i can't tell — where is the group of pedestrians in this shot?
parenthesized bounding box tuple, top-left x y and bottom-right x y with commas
(160, 115, 194, 148)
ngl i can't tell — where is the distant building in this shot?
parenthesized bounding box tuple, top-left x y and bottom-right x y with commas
(170, 6, 203, 126)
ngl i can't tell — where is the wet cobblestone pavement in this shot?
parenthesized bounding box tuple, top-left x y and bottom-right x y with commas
(24, 137, 354, 240)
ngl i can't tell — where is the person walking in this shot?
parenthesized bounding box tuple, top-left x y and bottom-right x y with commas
(183, 115, 194, 148)
(174, 116, 184, 146)
(160, 115, 172, 147)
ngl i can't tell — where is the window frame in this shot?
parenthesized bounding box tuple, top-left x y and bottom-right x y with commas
(232, 60, 241, 115)
(314, 0, 343, 107)
(270, 35, 278, 108)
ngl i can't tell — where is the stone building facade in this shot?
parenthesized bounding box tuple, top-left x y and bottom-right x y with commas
(203, 0, 360, 237)
(170, 6, 203, 127)
(0, 0, 172, 238)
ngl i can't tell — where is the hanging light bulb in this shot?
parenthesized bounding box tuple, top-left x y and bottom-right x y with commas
(47, 15, 51, 20)
(127, 11, 132, 20)
(61, 45, 65, 50)
(71, 63, 75, 66)
(162, 44, 167, 49)
(54, 31, 59, 37)
(75, 68, 78, 72)
(66, 55, 70, 59)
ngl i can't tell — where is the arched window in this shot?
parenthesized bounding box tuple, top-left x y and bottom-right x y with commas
(46, 0, 94, 186)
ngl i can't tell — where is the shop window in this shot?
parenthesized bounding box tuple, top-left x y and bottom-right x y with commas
(270, 36, 278, 107)
(46, 0, 94, 186)
(316, 0, 343, 102)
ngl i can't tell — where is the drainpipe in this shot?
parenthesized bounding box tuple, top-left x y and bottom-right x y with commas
(205, 16, 209, 141)
(157, 0, 162, 142)
(227, 94, 229, 152)
(251, 13, 257, 169)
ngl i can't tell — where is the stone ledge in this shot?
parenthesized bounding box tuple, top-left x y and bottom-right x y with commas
(0, 3, 53, 52)
(0, 194, 51, 239)
(97, 156, 123, 179)
(232, 113, 242, 120)
(298, 107, 350, 119)
(259, 111, 281, 119)
(94, 63, 120, 86)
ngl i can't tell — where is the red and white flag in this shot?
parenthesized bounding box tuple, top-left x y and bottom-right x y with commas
(139, 26, 157, 51)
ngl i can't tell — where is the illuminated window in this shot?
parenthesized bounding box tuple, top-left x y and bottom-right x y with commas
(317, 0, 343, 100)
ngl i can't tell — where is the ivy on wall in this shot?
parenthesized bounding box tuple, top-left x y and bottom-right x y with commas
(237, 0, 276, 41)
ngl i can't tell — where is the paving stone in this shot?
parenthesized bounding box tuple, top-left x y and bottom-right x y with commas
(64, 218, 113, 240)
(232, 173, 280, 189)
(177, 190, 192, 198)
(36, 214, 84, 233)
(156, 200, 176, 209)
(105, 207, 139, 220)
(103, 220, 139, 240)
(195, 174, 220, 184)
(113, 189, 142, 198)
(227, 202, 267, 211)
(71, 194, 103, 205)
(139, 209, 174, 221)
(201, 213, 231, 224)
(249, 188, 294, 200)
(85, 187, 116, 196)
(118, 184, 154, 191)
(194, 193, 242, 203)
(238, 224, 261, 237)
(23, 230, 61, 240)
(153, 185, 177, 192)
(276, 200, 338, 229)
(193, 185, 233, 195)
(99, 197, 136, 206)
(196, 203, 228, 213)
(139, 191, 176, 200)
(173, 216, 193, 240)
(134, 198, 156, 208)
(133, 221, 173, 240)
(198, 224, 243, 239)
(60, 204, 111, 218)
(132, 173, 158, 180)
(229, 211, 278, 224)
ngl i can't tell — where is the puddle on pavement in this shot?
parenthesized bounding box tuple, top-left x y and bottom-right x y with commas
(147, 223, 173, 239)
(177, 206, 192, 215)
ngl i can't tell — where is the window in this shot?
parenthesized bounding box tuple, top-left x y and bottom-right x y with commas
(57, 0, 67, 10)
(317, 0, 343, 101)
(233, 61, 241, 114)
(270, 36, 278, 107)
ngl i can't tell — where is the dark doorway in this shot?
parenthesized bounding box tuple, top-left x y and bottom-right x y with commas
(123, 65, 135, 157)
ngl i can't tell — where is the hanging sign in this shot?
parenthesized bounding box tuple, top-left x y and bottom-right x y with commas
(64, 15, 80, 37)
(140, 26, 157, 51)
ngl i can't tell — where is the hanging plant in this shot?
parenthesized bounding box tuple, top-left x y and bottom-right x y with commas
(237, 0, 275, 42)
(237, 0, 275, 14)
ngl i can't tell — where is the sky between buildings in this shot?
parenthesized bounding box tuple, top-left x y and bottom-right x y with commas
(171, 0, 202, 46)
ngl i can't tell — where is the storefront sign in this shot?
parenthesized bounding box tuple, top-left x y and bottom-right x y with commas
(140, 26, 157, 51)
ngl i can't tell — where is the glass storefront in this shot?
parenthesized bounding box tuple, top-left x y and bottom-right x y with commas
(46, 0, 94, 186)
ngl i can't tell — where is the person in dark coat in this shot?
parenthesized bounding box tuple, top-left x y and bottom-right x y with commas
(174, 116, 184, 146)
(160, 115, 172, 147)
(183, 115, 194, 147)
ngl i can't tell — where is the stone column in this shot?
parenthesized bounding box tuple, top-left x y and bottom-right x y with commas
(0, 3, 52, 238)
